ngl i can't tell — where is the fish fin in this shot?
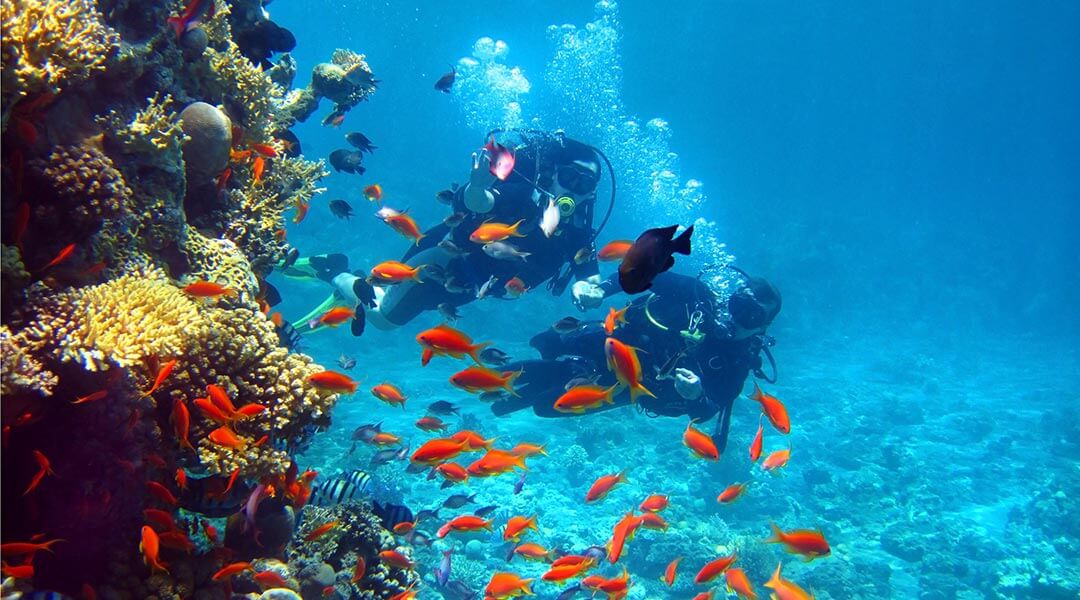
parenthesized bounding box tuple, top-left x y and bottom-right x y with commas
(670, 224, 693, 255)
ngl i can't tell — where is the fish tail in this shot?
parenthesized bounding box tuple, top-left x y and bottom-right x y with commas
(672, 224, 694, 255)
(503, 369, 524, 396)
(764, 522, 784, 545)
(604, 384, 620, 404)
(514, 454, 528, 471)
(510, 219, 526, 236)
(628, 381, 656, 403)
(468, 342, 492, 364)
(750, 382, 763, 402)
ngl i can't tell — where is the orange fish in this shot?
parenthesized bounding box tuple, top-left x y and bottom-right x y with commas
(270, 312, 285, 327)
(308, 370, 359, 393)
(503, 515, 538, 542)
(139, 526, 169, 574)
(206, 384, 238, 418)
(435, 462, 469, 483)
(503, 276, 528, 297)
(207, 426, 246, 449)
(597, 240, 633, 261)
(157, 531, 194, 554)
(215, 166, 232, 191)
(470, 219, 525, 244)
(0, 538, 62, 559)
(370, 260, 424, 283)
(765, 523, 830, 561)
(351, 557, 366, 583)
(749, 416, 764, 462)
(236, 403, 267, 417)
(761, 448, 791, 472)
(311, 306, 355, 328)
(542, 561, 592, 583)
(41, 243, 77, 270)
(691, 593, 714, 600)
(305, 520, 340, 542)
(449, 430, 496, 451)
(363, 184, 383, 202)
(415, 323, 490, 364)
(638, 512, 668, 530)
(604, 305, 628, 335)
(141, 358, 178, 397)
(388, 584, 418, 600)
(175, 468, 188, 491)
(683, 419, 719, 461)
(182, 280, 234, 297)
(750, 382, 790, 434)
(724, 567, 758, 599)
(551, 554, 593, 568)
(764, 562, 813, 600)
(213, 467, 240, 500)
(293, 199, 309, 223)
(71, 389, 108, 405)
(586, 471, 628, 503)
(250, 143, 278, 158)
(485, 572, 533, 599)
(639, 494, 669, 512)
(512, 542, 554, 562)
(662, 556, 680, 586)
(212, 561, 253, 581)
(436, 515, 494, 538)
(509, 443, 546, 457)
(230, 148, 253, 162)
(371, 432, 402, 446)
(392, 520, 417, 534)
(694, 553, 737, 584)
(604, 337, 654, 402)
(467, 449, 527, 477)
(411, 438, 469, 465)
(371, 382, 407, 408)
(194, 397, 232, 425)
(415, 416, 448, 432)
(607, 511, 643, 564)
(449, 366, 521, 395)
(252, 155, 266, 184)
(22, 450, 54, 495)
(384, 213, 425, 245)
(254, 570, 290, 589)
(145, 481, 178, 506)
(717, 482, 748, 504)
(171, 399, 195, 452)
(554, 384, 618, 414)
(143, 508, 178, 532)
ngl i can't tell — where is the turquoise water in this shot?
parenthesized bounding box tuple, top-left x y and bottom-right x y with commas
(268, 2, 1078, 598)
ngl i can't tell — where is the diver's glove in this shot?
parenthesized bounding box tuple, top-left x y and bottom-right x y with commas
(674, 368, 703, 400)
(571, 275, 605, 311)
(463, 150, 498, 213)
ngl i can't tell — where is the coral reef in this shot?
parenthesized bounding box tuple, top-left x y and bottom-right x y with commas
(178, 100, 232, 183)
(0, 0, 119, 118)
(99, 92, 188, 170)
(27, 140, 131, 229)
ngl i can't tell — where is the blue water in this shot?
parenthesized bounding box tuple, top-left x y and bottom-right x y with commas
(267, 2, 1079, 598)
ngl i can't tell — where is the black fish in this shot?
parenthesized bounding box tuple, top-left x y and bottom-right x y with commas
(328, 149, 365, 174)
(328, 199, 354, 220)
(435, 186, 457, 204)
(440, 480, 456, 490)
(261, 279, 282, 307)
(478, 391, 505, 403)
(442, 493, 477, 509)
(479, 347, 511, 367)
(345, 132, 377, 153)
(372, 500, 413, 531)
(281, 247, 300, 269)
(369, 445, 408, 468)
(443, 580, 479, 600)
(338, 353, 357, 370)
(434, 67, 456, 93)
(235, 19, 295, 69)
(309, 470, 373, 506)
(582, 545, 606, 563)
(405, 462, 429, 475)
(322, 108, 347, 127)
(474, 505, 498, 518)
(178, 475, 254, 517)
(513, 471, 526, 495)
(618, 224, 694, 294)
(274, 129, 302, 157)
(427, 400, 459, 416)
(416, 508, 441, 522)
(552, 316, 584, 333)
(351, 422, 382, 442)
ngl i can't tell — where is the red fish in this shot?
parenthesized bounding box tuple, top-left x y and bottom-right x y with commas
(363, 184, 383, 202)
(384, 213, 425, 245)
(638, 512, 668, 530)
(764, 523, 831, 561)
(435, 462, 469, 483)
(606, 511, 643, 564)
(597, 240, 633, 261)
(308, 370, 359, 393)
(371, 382, 407, 408)
(509, 443, 546, 457)
(22, 450, 54, 495)
(252, 155, 266, 184)
(411, 438, 468, 465)
(449, 366, 521, 395)
(215, 166, 232, 192)
(415, 416, 448, 432)
(683, 419, 719, 461)
(503, 515, 538, 542)
(351, 557, 366, 583)
(449, 430, 496, 451)
(166, 0, 216, 37)
(749, 382, 790, 434)
(250, 143, 278, 158)
(41, 243, 77, 270)
(71, 389, 108, 405)
(470, 219, 525, 244)
(207, 426, 246, 449)
(1, 539, 62, 559)
(182, 281, 234, 297)
(212, 561, 253, 581)
(305, 520, 340, 542)
(483, 136, 516, 181)
(309, 306, 355, 329)
(604, 305, 628, 335)
(724, 567, 758, 599)
(554, 384, 618, 414)
(504, 276, 528, 297)
(586, 471, 627, 503)
(717, 482, 748, 504)
(194, 397, 232, 425)
(467, 449, 527, 477)
(416, 323, 490, 364)
(604, 337, 654, 402)
(378, 549, 414, 569)
(761, 448, 791, 472)
(639, 494, 669, 512)
(293, 199, 309, 223)
(201, 520, 219, 545)
(436, 515, 493, 538)
(143, 509, 178, 532)
(662, 556, 680, 586)
(146, 481, 178, 506)
(1, 563, 33, 579)
(139, 526, 169, 573)
(694, 553, 737, 584)
(141, 358, 178, 398)
(749, 416, 764, 462)
(172, 399, 195, 452)
(175, 468, 188, 490)
(254, 570, 290, 589)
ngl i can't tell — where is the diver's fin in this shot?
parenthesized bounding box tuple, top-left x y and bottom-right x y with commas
(351, 306, 366, 337)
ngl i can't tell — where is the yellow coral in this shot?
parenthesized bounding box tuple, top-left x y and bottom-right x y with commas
(23, 266, 206, 371)
(206, 44, 282, 140)
(180, 228, 260, 297)
(0, 0, 119, 116)
(1, 324, 58, 396)
(99, 92, 188, 167)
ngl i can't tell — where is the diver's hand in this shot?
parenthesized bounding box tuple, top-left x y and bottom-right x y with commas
(674, 368, 703, 400)
(463, 150, 498, 213)
(571, 275, 604, 311)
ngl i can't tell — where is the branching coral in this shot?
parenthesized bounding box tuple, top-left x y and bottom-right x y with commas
(180, 228, 260, 298)
(21, 265, 205, 371)
(28, 140, 131, 228)
(0, 0, 119, 118)
(0, 324, 58, 396)
(99, 92, 188, 171)
(205, 43, 283, 139)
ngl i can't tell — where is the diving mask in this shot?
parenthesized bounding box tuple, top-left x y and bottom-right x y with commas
(556, 159, 600, 195)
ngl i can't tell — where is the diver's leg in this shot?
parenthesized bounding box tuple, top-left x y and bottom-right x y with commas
(373, 248, 461, 328)
(490, 359, 626, 418)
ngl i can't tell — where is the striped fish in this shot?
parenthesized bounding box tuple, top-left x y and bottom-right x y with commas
(308, 470, 373, 506)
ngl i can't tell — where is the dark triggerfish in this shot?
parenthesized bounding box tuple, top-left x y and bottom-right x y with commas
(618, 224, 694, 294)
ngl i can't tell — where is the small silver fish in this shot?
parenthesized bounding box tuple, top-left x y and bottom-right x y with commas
(443, 212, 466, 228)
(438, 302, 461, 322)
(435, 549, 452, 587)
(478, 391, 505, 403)
(541, 197, 560, 238)
(476, 275, 497, 299)
(376, 205, 404, 220)
(482, 241, 531, 262)
(443, 277, 470, 294)
(479, 347, 510, 366)
(564, 374, 601, 391)
(423, 264, 448, 283)
(438, 239, 467, 256)
(337, 353, 357, 370)
(552, 316, 583, 334)
(435, 185, 458, 205)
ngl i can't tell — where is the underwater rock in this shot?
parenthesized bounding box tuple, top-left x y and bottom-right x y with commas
(880, 522, 929, 562)
(311, 62, 355, 104)
(259, 589, 302, 600)
(179, 101, 232, 184)
(180, 26, 209, 60)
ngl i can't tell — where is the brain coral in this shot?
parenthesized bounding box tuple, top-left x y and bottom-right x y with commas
(0, 0, 119, 117)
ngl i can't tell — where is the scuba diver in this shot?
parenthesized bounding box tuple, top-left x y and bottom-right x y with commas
(287, 130, 617, 336)
(492, 267, 782, 454)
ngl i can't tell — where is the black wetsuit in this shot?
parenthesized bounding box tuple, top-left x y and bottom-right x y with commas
(493, 272, 765, 453)
(381, 136, 601, 326)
